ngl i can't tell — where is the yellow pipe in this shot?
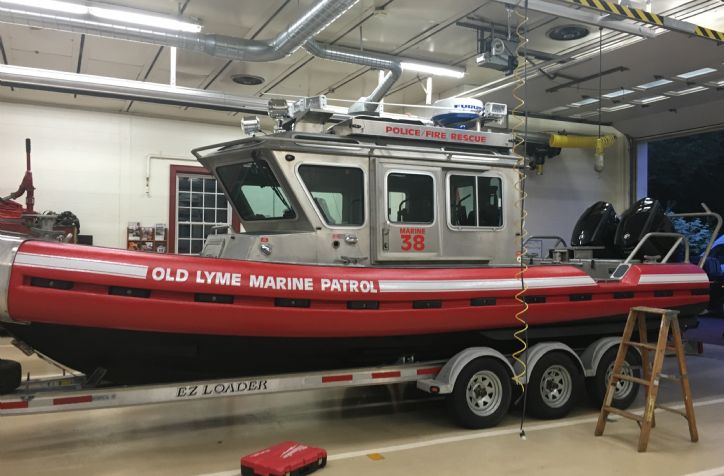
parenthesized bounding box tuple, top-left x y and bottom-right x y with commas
(549, 134, 616, 172)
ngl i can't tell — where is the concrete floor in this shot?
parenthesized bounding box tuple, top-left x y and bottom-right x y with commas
(2, 323, 724, 476)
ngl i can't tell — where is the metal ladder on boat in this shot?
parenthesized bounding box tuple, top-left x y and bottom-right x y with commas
(594, 306, 698, 452)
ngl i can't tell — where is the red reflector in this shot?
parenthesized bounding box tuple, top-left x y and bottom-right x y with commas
(53, 395, 93, 406)
(431, 386, 440, 393)
(0, 400, 29, 410)
(372, 371, 401, 379)
(417, 367, 441, 375)
(322, 374, 353, 383)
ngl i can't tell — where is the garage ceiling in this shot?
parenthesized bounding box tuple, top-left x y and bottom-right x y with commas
(0, 0, 722, 138)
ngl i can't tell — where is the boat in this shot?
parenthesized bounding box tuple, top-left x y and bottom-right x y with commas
(0, 97, 717, 387)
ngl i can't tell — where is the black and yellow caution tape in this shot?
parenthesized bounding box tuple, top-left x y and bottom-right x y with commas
(567, 0, 724, 43)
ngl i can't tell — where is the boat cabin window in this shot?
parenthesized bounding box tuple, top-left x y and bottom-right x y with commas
(298, 164, 364, 226)
(387, 172, 434, 224)
(448, 174, 502, 228)
(217, 160, 296, 221)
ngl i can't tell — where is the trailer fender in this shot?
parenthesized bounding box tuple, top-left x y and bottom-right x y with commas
(0, 234, 26, 324)
(417, 347, 513, 394)
(579, 337, 641, 378)
(513, 342, 584, 384)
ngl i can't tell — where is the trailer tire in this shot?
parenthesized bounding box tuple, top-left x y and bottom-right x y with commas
(0, 359, 21, 395)
(527, 352, 580, 420)
(447, 357, 511, 429)
(586, 346, 641, 409)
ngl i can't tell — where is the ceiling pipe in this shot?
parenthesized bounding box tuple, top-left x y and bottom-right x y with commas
(303, 39, 402, 114)
(0, 0, 359, 62)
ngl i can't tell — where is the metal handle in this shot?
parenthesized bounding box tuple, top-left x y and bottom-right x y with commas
(344, 234, 358, 244)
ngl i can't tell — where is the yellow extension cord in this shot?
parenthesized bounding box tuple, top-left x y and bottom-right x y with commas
(510, 3, 529, 395)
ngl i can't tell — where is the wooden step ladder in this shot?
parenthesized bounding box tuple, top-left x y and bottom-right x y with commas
(594, 306, 698, 452)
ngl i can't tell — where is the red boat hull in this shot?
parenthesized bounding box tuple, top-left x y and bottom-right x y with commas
(0, 239, 709, 384)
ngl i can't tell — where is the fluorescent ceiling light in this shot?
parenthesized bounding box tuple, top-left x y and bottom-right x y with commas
(602, 89, 635, 99)
(600, 104, 635, 112)
(0, 0, 86, 14)
(569, 111, 599, 119)
(88, 7, 202, 32)
(632, 95, 669, 105)
(401, 62, 465, 79)
(667, 86, 708, 96)
(706, 78, 724, 87)
(676, 67, 717, 79)
(0, 0, 202, 32)
(568, 98, 599, 107)
(636, 78, 673, 90)
(541, 106, 569, 114)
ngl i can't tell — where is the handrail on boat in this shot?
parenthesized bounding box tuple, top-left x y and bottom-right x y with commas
(669, 203, 723, 268)
(190, 135, 518, 164)
(622, 232, 689, 265)
(523, 235, 568, 249)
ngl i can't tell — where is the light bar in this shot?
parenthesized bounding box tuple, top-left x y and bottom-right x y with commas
(0, 0, 202, 32)
(602, 89, 635, 99)
(666, 86, 708, 96)
(600, 104, 635, 112)
(400, 62, 465, 79)
(675, 67, 717, 80)
(568, 98, 599, 107)
(636, 78, 673, 90)
(632, 95, 669, 105)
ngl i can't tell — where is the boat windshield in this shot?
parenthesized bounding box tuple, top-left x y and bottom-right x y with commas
(217, 160, 296, 221)
(298, 164, 364, 226)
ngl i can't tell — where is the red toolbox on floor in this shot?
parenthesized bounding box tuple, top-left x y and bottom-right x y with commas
(241, 441, 327, 476)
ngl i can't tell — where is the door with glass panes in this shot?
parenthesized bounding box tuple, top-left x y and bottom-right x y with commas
(175, 173, 231, 255)
(374, 161, 441, 261)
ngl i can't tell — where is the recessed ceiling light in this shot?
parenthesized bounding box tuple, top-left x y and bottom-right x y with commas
(602, 89, 635, 99)
(600, 104, 635, 112)
(547, 24, 590, 41)
(636, 78, 673, 90)
(675, 67, 717, 79)
(568, 98, 599, 107)
(632, 95, 669, 105)
(231, 74, 265, 86)
(666, 86, 708, 96)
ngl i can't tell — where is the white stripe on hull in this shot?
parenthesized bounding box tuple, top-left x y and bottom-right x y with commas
(378, 276, 597, 293)
(638, 273, 710, 285)
(14, 252, 148, 279)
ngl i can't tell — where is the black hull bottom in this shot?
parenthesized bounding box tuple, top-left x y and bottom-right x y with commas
(1, 306, 701, 386)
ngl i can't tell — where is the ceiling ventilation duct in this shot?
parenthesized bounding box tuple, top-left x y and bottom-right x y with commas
(0, 0, 359, 62)
(303, 40, 401, 114)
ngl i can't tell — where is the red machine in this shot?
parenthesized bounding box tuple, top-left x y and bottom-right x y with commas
(241, 441, 327, 476)
(0, 138, 36, 235)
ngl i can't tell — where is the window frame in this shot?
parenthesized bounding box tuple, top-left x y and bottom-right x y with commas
(168, 164, 239, 254)
(445, 171, 504, 232)
(384, 169, 437, 227)
(294, 161, 368, 230)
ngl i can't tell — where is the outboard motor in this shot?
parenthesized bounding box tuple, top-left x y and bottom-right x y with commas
(570, 201, 619, 257)
(614, 197, 676, 260)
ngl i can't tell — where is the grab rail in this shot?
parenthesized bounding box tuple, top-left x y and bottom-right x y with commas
(669, 203, 722, 268)
(622, 232, 689, 265)
(523, 235, 568, 249)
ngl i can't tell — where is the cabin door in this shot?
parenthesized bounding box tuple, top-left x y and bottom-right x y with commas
(373, 160, 442, 262)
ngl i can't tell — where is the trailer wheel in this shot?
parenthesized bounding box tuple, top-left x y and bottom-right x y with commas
(447, 357, 511, 429)
(527, 352, 580, 419)
(0, 359, 21, 395)
(586, 346, 641, 409)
